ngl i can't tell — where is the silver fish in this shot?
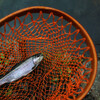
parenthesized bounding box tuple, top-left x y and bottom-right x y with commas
(0, 53, 43, 86)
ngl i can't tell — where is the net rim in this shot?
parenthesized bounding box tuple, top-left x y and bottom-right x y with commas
(0, 6, 97, 100)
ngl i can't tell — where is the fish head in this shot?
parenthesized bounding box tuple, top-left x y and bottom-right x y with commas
(32, 53, 43, 65)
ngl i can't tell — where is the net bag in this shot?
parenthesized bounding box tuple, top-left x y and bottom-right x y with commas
(0, 6, 97, 100)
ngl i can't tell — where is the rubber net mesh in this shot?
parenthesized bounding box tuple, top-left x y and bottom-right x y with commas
(0, 11, 92, 100)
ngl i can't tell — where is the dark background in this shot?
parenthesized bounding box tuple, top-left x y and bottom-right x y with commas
(0, 0, 100, 53)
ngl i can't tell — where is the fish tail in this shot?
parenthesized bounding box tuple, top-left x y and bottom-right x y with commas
(0, 78, 6, 86)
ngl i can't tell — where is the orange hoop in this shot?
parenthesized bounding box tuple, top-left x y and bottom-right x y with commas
(0, 6, 97, 100)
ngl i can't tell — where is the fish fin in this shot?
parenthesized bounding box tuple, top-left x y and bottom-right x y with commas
(32, 63, 39, 70)
(23, 70, 33, 76)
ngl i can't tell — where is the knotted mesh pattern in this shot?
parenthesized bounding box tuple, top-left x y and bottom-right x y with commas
(0, 11, 92, 100)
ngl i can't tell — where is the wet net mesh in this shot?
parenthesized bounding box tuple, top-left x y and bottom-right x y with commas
(0, 11, 92, 100)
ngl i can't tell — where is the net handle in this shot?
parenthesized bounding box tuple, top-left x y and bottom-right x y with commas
(0, 6, 97, 100)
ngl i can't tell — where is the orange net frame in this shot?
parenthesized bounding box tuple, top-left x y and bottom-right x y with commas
(0, 7, 97, 100)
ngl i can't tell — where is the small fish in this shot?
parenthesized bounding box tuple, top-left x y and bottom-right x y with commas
(0, 53, 43, 86)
